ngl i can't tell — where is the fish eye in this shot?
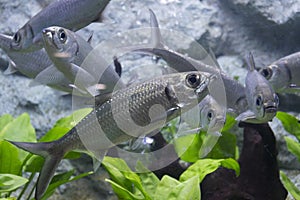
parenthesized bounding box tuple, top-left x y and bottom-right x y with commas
(186, 73, 201, 88)
(207, 110, 214, 121)
(256, 95, 263, 107)
(260, 67, 273, 80)
(58, 29, 67, 43)
(13, 32, 21, 43)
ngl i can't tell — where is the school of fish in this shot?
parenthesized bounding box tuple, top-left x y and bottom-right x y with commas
(0, 0, 299, 199)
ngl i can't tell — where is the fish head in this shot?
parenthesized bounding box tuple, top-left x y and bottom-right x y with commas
(169, 71, 213, 112)
(259, 64, 290, 92)
(199, 96, 226, 132)
(42, 26, 78, 61)
(10, 24, 36, 52)
(248, 72, 279, 122)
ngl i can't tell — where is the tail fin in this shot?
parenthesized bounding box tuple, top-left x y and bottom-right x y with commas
(8, 141, 65, 200)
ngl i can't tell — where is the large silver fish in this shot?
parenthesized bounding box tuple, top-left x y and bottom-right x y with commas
(236, 53, 279, 123)
(124, 9, 247, 114)
(40, 26, 123, 96)
(0, 33, 73, 93)
(9, 71, 213, 200)
(259, 51, 300, 94)
(10, 0, 110, 52)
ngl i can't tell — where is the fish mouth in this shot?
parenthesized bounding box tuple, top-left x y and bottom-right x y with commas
(42, 28, 58, 49)
(209, 118, 226, 132)
(264, 106, 277, 113)
(264, 101, 278, 113)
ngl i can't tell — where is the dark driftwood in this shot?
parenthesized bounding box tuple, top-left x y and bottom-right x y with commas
(201, 123, 287, 200)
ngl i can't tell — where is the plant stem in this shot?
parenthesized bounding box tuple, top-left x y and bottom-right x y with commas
(17, 172, 35, 200)
(26, 180, 36, 200)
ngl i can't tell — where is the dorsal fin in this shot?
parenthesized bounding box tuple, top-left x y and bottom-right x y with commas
(208, 47, 221, 69)
(246, 52, 256, 71)
(149, 8, 163, 48)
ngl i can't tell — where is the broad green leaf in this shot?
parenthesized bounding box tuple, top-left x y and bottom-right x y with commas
(0, 174, 28, 192)
(280, 171, 300, 200)
(206, 131, 236, 159)
(220, 158, 240, 176)
(154, 175, 200, 200)
(173, 133, 202, 162)
(136, 162, 159, 199)
(222, 114, 236, 132)
(103, 157, 151, 199)
(41, 170, 93, 200)
(24, 155, 43, 173)
(105, 179, 144, 200)
(0, 141, 22, 174)
(154, 176, 180, 199)
(102, 157, 133, 192)
(0, 114, 13, 131)
(180, 158, 240, 183)
(276, 112, 300, 141)
(0, 113, 36, 142)
(39, 126, 70, 142)
(285, 137, 300, 162)
(0, 198, 16, 200)
(123, 171, 151, 199)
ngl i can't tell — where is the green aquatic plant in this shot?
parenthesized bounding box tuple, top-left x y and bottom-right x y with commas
(0, 110, 240, 200)
(102, 156, 239, 200)
(276, 111, 300, 199)
(0, 111, 92, 200)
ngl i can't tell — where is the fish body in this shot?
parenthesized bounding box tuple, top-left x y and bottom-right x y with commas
(9, 71, 213, 200)
(125, 9, 247, 114)
(0, 33, 50, 78)
(41, 26, 122, 96)
(236, 53, 279, 123)
(0, 33, 73, 93)
(259, 52, 300, 94)
(10, 0, 110, 52)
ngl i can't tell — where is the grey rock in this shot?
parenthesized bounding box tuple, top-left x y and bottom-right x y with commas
(217, 55, 247, 84)
(0, 71, 72, 137)
(269, 117, 300, 169)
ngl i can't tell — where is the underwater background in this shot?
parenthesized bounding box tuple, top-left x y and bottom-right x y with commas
(0, 0, 300, 199)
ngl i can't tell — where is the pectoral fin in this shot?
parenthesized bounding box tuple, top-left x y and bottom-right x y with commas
(87, 150, 107, 172)
(4, 61, 17, 75)
(30, 65, 66, 87)
(235, 110, 256, 122)
(199, 131, 221, 158)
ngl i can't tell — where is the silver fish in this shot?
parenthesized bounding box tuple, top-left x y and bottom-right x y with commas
(9, 71, 213, 200)
(182, 95, 226, 157)
(198, 96, 225, 158)
(123, 9, 247, 114)
(0, 33, 72, 93)
(40, 26, 123, 96)
(236, 53, 279, 123)
(259, 51, 300, 94)
(10, 0, 110, 52)
(0, 33, 50, 78)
